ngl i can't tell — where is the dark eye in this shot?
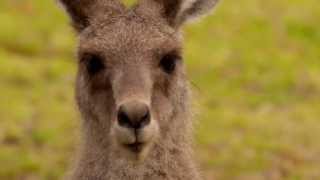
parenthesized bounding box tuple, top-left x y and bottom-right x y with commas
(159, 53, 180, 74)
(82, 53, 105, 76)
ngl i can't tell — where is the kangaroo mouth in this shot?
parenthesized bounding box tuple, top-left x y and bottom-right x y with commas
(125, 141, 145, 153)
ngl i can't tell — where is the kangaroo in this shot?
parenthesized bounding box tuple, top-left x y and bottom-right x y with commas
(59, 0, 219, 179)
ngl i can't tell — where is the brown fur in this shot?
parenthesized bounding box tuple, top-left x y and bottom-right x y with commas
(58, 0, 219, 179)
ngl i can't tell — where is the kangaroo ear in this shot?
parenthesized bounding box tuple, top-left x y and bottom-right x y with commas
(59, 0, 125, 32)
(177, 0, 220, 25)
(137, 0, 219, 28)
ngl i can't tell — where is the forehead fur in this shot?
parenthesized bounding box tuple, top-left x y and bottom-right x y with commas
(78, 10, 183, 57)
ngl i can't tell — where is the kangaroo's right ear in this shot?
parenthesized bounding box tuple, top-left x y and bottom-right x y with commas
(136, 0, 219, 28)
(59, 0, 125, 32)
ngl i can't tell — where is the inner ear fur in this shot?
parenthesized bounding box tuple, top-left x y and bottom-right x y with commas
(59, 0, 125, 32)
(136, 0, 219, 28)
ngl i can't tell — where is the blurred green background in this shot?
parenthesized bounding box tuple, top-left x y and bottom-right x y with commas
(0, 0, 320, 179)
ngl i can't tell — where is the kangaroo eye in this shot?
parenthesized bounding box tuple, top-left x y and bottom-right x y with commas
(159, 53, 180, 74)
(82, 53, 105, 76)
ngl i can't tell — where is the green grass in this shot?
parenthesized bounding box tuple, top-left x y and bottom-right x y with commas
(0, 0, 320, 179)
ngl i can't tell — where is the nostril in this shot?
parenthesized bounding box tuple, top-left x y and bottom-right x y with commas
(118, 109, 132, 128)
(140, 111, 151, 128)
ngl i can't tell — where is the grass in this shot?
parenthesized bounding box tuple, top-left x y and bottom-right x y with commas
(0, 0, 319, 179)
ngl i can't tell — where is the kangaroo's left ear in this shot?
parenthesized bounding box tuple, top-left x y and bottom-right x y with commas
(137, 0, 220, 28)
(58, 0, 125, 32)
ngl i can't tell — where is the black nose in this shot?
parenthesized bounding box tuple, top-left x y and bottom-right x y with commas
(117, 101, 151, 129)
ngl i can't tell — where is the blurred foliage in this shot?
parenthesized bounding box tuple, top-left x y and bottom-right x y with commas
(0, 0, 319, 179)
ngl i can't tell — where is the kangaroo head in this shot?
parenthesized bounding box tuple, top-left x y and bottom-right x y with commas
(59, 0, 219, 161)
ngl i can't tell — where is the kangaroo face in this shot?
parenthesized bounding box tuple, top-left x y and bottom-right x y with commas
(59, 0, 219, 161)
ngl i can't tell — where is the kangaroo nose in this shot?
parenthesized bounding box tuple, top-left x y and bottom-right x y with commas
(117, 101, 151, 129)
